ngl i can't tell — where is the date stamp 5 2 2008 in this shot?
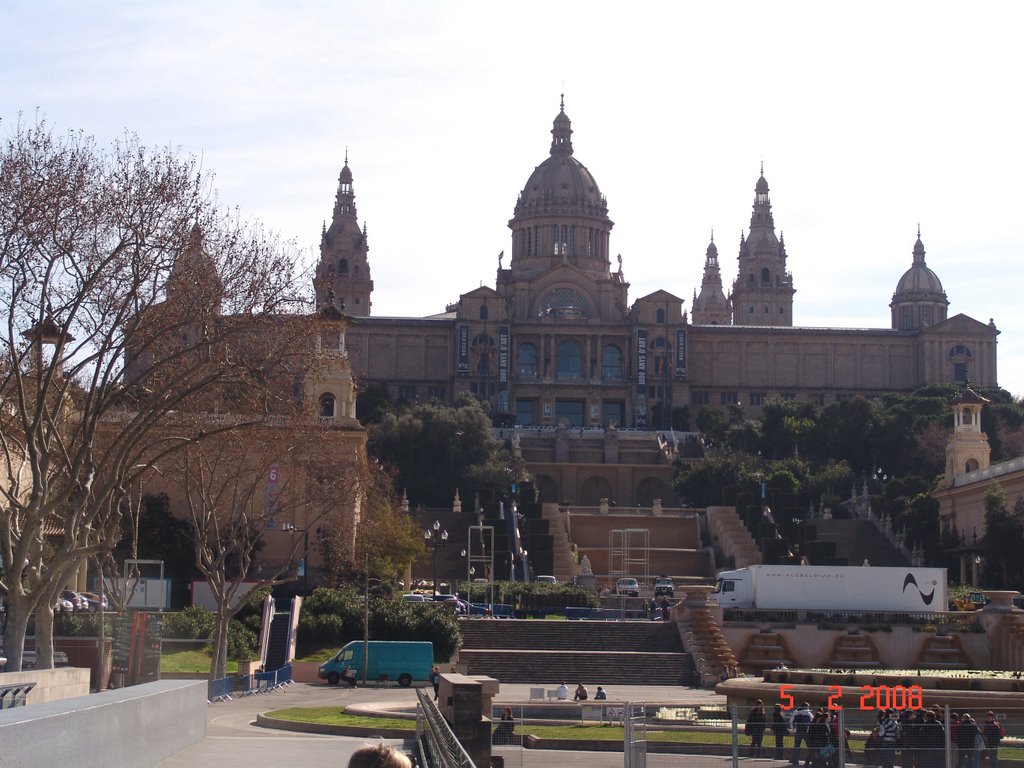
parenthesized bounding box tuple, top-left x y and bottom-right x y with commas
(777, 683, 925, 711)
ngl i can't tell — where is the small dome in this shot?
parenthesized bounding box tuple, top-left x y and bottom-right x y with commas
(755, 174, 769, 194)
(894, 235, 945, 296)
(339, 164, 353, 184)
(706, 239, 718, 258)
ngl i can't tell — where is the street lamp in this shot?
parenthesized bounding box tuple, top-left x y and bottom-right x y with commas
(282, 523, 310, 595)
(424, 521, 448, 597)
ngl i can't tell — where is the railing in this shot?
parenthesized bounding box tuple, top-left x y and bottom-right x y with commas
(0, 683, 35, 708)
(208, 663, 293, 704)
(416, 688, 476, 768)
(723, 608, 981, 629)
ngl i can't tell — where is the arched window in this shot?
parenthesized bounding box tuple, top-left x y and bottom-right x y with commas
(656, 308, 666, 324)
(965, 458, 980, 473)
(319, 393, 336, 418)
(480, 304, 489, 321)
(761, 267, 770, 284)
(602, 345, 623, 381)
(556, 340, 583, 379)
(517, 343, 538, 379)
(338, 259, 348, 274)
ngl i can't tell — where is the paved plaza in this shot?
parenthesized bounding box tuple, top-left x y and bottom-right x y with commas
(156, 680, 731, 768)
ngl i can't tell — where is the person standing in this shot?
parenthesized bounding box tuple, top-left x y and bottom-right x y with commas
(878, 709, 902, 768)
(746, 699, 767, 758)
(807, 710, 831, 768)
(771, 703, 791, 760)
(918, 710, 946, 768)
(431, 665, 441, 701)
(790, 701, 813, 765)
(495, 706, 515, 745)
(982, 711, 1005, 768)
(956, 714, 983, 768)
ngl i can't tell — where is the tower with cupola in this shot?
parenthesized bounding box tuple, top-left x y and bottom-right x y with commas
(315, 153, 373, 315)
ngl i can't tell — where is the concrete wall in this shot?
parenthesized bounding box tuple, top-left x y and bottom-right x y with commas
(0, 679, 206, 768)
(0, 666, 90, 704)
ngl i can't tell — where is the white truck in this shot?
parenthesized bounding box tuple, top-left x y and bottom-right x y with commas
(712, 565, 947, 612)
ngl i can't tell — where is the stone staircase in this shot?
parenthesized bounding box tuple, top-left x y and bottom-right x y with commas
(740, 629, 793, 671)
(456, 619, 696, 686)
(808, 519, 909, 567)
(540, 504, 577, 582)
(707, 506, 762, 568)
(828, 631, 882, 668)
(915, 633, 969, 669)
(679, 604, 738, 682)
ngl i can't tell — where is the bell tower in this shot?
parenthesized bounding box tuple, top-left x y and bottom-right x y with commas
(942, 382, 991, 488)
(730, 166, 795, 326)
(315, 152, 373, 315)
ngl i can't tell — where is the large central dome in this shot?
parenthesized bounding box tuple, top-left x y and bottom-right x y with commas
(512, 99, 608, 220)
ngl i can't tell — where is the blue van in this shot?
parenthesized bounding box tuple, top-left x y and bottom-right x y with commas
(318, 640, 433, 687)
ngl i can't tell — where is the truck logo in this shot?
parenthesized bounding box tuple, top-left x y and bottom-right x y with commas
(902, 573, 936, 605)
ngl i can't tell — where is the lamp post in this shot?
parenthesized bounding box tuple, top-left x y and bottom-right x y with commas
(282, 523, 310, 595)
(424, 521, 448, 597)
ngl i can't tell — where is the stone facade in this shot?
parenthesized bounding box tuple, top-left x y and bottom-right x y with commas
(325, 100, 1000, 433)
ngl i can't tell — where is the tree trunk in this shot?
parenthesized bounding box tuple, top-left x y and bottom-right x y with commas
(35, 606, 55, 670)
(4, 604, 30, 672)
(211, 607, 229, 680)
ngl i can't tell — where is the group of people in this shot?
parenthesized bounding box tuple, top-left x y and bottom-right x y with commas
(746, 701, 1006, 768)
(863, 708, 1005, 768)
(554, 681, 608, 701)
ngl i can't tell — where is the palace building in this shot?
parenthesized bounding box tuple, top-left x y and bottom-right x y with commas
(318, 99, 999, 436)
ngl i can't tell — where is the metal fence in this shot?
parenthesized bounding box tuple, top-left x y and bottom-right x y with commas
(416, 688, 477, 768)
(429, 699, 1024, 768)
(207, 663, 293, 703)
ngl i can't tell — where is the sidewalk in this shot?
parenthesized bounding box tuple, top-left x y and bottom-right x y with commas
(156, 680, 729, 768)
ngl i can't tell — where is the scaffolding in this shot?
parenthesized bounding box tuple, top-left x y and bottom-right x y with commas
(608, 528, 650, 585)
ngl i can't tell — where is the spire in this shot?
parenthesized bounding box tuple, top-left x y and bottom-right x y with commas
(550, 95, 573, 156)
(913, 227, 926, 264)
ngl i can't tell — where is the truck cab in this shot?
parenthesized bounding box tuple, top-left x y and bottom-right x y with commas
(712, 570, 751, 608)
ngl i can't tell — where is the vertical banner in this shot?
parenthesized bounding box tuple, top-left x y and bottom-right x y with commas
(265, 464, 279, 529)
(675, 328, 687, 378)
(457, 324, 469, 375)
(497, 326, 509, 413)
(636, 330, 648, 429)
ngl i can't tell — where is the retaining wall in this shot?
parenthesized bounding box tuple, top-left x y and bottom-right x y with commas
(0, 679, 206, 768)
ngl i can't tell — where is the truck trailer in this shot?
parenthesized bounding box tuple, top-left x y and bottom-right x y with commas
(712, 565, 947, 612)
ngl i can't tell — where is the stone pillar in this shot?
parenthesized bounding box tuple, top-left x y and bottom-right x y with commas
(599, 498, 609, 515)
(437, 673, 499, 768)
(652, 499, 663, 516)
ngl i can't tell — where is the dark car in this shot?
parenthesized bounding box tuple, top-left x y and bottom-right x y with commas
(654, 577, 675, 597)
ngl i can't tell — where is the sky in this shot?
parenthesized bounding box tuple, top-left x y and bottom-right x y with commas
(3, 1, 1023, 397)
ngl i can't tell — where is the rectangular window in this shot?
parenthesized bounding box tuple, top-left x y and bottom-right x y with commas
(809, 393, 825, 406)
(901, 306, 913, 330)
(515, 399, 535, 426)
(427, 385, 446, 401)
(749, 392, 766, 406)
(720, 392, 738, 405)
(398, 385, 417, 402)
(552, 224, 559, 255)
(954, 362, 968, 382)
(570, 225, 576, 256)
(921, 306, 933, 326)
(603, 400, 624, 428)
(554, 399, 585, 427)
(780, 392, 795, 401)
(690, 391, 710, 405)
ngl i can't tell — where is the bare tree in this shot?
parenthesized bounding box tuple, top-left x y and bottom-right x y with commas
(0, 119, 308, 670)
(170, 422, 360, 679)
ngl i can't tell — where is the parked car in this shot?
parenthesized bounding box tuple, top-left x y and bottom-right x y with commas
(61, 590, 88, 612)
(654, 577, 675, 597)
(402, 593, 428, 602)
(80, 591, 108, 612)
(54, 597, 74, 613)
(534, 575, 557, 584)
(615, 577, 640, 597)
(431, 594, 468, 614)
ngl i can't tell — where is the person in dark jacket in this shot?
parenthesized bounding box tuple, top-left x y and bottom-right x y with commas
(955, 714, 983, 768)
(746, 700, 767, 758)
(771, 703, 790, 759)
(982, 711, 1005, 768)
(918, 710, 946, 768)
(807, 711, 831, 768)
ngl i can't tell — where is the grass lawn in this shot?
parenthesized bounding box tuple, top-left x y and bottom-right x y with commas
(160, 647, 237, 674)
(264, 707, 415, 730)
(293, 643, 340, 663)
